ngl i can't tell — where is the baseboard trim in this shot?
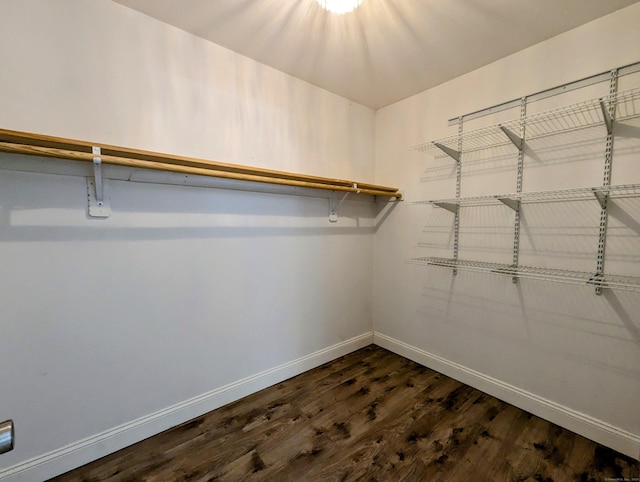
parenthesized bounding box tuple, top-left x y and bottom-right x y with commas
(374, 332, 640, 460)
(0, 332, 374, 482)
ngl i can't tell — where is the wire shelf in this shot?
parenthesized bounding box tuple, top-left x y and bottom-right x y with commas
(410, 87, 640, 157)
(615, 87, 640, 120)
(411, 124, 514, 154)
(508, 96, 605, 140)
(409, 257, 640, 292)
(412, 183, 640, 208)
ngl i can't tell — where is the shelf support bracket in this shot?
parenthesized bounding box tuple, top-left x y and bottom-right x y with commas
(329, 190, 352, 222)
(432, 202, 459, 214)
(93, 146, 104, 203)
(433, 142, 460, 163)
(499, 125, 524, 150)
(497, 197, 520, 212)
(87, 146, 111, 218)
(599, 99, 613, 135)
(593, 190, 608, 209)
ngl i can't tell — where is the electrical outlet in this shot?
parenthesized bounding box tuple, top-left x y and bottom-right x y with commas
(0, 420, 14, 454)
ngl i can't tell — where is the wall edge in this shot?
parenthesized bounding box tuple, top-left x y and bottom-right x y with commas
(373, 332, 640, 461)
(0, 331, 374, 481)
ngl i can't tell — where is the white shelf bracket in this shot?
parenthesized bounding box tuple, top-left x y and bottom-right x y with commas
(499, 125, 524, 150)
(329, 188, 354, 222)
(497, 197, 520, 212)
(593, 189, 608, 209)
(432, 202, 459, 214)
(87, 146, 111, 218)
(599, 99, 613, 135)
(433, 142, 461, 162)
(92, 146, 104, 203)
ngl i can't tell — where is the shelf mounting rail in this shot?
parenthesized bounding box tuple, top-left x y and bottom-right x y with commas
(87, 146, 111, 217)
(445, 60, 640, 126)
(594, 69, 618, 294)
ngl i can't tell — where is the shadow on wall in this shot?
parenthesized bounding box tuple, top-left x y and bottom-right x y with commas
(410, 111, 640, 387)
(605, 289, 640, 344)
(0, 155, 401, 243)
(417, 270, 640, 381)
(413, 193, 640, 381)
(421, 129, 605, 182)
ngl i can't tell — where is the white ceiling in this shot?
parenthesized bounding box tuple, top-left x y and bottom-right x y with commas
(114, 0, 640, 109)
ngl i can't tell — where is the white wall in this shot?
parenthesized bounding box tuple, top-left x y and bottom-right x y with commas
(2, 0, 639, 478)
(0, 1, 377, 479)
(374, 3, 640, 459)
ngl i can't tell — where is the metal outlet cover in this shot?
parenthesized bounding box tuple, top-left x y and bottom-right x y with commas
(0, 420, 14, 454)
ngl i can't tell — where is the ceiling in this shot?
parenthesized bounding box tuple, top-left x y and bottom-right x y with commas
(114, 0, 640, 109)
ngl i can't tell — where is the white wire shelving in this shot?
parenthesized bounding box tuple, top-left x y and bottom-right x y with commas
(410, 87, 640, 158)
(410, 184, 640, 293)
(412, 183, 640, 212)
(409, 73, 640, 294)
(409, 257, 640, 293)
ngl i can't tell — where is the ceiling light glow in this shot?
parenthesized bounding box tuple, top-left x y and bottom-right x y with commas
(315, 0, 363, 15)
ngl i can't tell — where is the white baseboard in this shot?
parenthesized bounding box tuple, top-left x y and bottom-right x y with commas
(374, 332, 640, 461)
(0, 332, 374, 482)
(4, 329, 636, 482)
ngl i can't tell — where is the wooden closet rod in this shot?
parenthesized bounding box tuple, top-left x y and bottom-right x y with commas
(0, 129, 402, 199)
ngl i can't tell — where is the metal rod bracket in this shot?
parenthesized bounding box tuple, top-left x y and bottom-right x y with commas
(329, 191, 351, 222)
(87, 146, 111, 218)
(92, 147, 104, 202)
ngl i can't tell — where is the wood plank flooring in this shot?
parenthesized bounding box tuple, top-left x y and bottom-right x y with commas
(51, 345, 639, 481)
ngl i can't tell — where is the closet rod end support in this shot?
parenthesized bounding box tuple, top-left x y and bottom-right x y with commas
(329, 192, 350, 222)
(87, 177, 111, 218)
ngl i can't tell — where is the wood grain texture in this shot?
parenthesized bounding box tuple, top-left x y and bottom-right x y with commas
(50, 346, 639, 481)
(0, 128, 401, 198)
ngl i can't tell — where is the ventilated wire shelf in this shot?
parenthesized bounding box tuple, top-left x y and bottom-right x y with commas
(410, 87, 640, 156)
(615, 87, 640, 120)
(409, 81, 640, 295)
(411, 124, 514, 153)
(412, 183, 640, 208)
(508, 96, 606, 140)
(409, 257, 640, 292)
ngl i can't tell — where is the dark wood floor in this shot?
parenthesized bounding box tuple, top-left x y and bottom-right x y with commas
(51, 345, 639, 481)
